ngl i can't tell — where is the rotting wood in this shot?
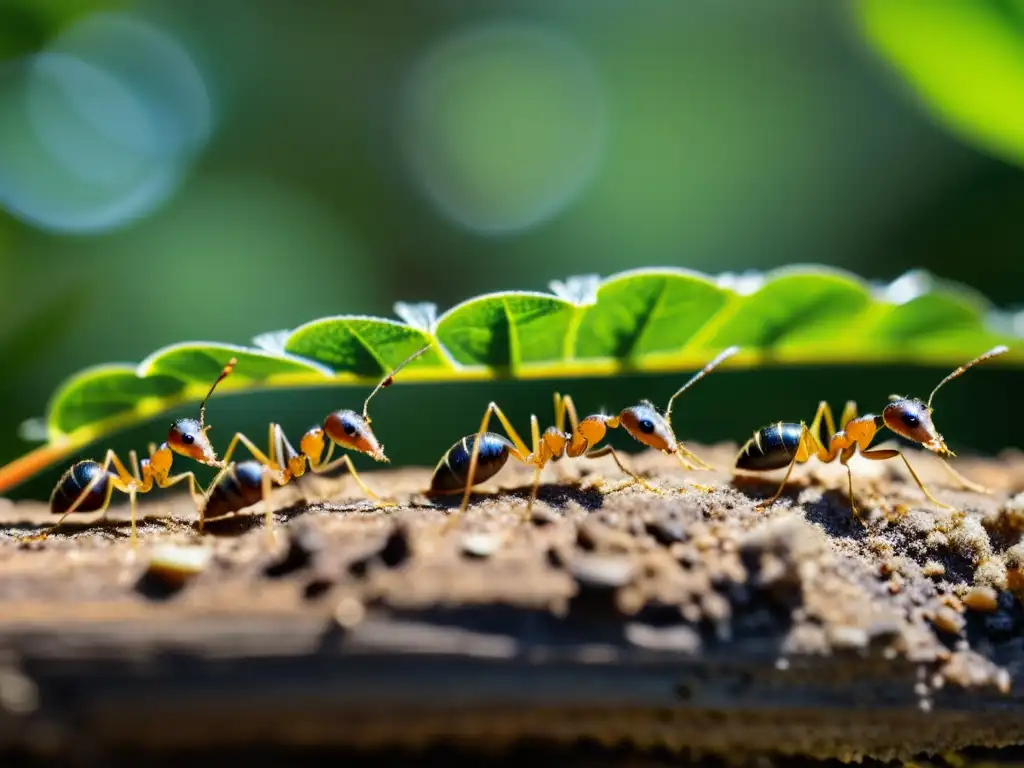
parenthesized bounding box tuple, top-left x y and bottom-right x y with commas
(0, 443, 1023, 761)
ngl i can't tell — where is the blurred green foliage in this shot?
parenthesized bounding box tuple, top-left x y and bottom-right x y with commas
(0, 0, 1021, 502)
(858, 0, 1024, 168)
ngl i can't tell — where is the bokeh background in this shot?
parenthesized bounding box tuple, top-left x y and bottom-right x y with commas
(0, 0, 1021, 501)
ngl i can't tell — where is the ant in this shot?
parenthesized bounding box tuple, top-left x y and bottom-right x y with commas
(196, 345, 431, 533)
(30, 358, 237, 546)
(734, 345, 1008, 517)
(426, 345, 740, 521)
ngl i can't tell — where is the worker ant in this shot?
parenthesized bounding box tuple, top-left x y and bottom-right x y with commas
(734, 345, 1008, 516)
(427, 345, 740, 521)
(197, 345, 431, 533)
(31, 358, 237, 546)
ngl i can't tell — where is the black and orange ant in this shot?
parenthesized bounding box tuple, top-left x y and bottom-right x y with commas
(734, 345, 1008, 516)
(427, 346, 740, 520)
(31, 358, 237, 546)
(196, 345, 431, 533)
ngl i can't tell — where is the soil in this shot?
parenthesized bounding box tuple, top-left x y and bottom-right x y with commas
(1, 441, 1024, 764)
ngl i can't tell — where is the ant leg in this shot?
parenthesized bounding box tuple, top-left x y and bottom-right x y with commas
(860, 449, 954, 510)
(196, 464, 235, 532)
(560, 394, 582, 433)
(939, 460, 992, 495)
(808, 401, 838, 448)
(522, 415, 545, 522)
(670, 452, 715, 490)
(675, 443, 714, 471)
(261, 467, 275, 540)
(754, 425, 819, 510)
(457, 402, 532, 519)
(157, 470, 205, 513)
(584, 445, 662, 495)
(129, 450, 142, 488)
(29, 480, 117, 544)
(755, 454, 800, 510)
(310, 454, 394, 508)
(127, 487, 139, 546)
(838, 401, 857, 430)
(219, 431, 280, 472)
(553, 393, 566, 433)
(837, 445, 859, 518)
(25, 450, 137, 543)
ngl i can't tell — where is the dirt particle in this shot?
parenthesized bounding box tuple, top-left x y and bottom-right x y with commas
(963, 585, 999, 613)
(0, 666, 37, 715)
(879, 558, 900, 577)
(974, 557, 1008, 590)
(983, 492, 1024, 540)
(827, 625, 868, 650)
(147, 543, 211, 582)
(945, 516, 993, 565)
(333, 595, 365, 628)
(136, 543, 212, 599)
(569, 553, 636, 589)
(931, 605, 966, 636)
(938, 649, 1012, 693)
(460, 532, 502, 559)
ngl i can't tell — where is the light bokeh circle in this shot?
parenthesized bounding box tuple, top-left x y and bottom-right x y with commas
(400, 22, 608, 235)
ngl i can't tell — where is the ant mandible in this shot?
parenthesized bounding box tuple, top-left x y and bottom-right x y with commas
(196, 345, 431, 534)
(734, 345, 1008, 517)
(427, 345, 740, 521)
(30, 358, 237, 546)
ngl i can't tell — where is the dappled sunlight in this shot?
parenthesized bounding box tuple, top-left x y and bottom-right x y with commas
(0, 12, 211, 234)
(399, 21, 608, 235)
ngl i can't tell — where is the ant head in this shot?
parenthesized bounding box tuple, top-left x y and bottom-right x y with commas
(881, 398, 950, 457)
(881, 346, 1009, 459)
(619, 400, 677, 453)
(324, 410, 387, 462)
(167, 418, 221, 466)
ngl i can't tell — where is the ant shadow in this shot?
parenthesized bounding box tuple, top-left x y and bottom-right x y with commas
(424, 480, 606, 515)
(4, 515, 177, 543)
(729, 475, 868, 541)
(197, 492, 402, 537)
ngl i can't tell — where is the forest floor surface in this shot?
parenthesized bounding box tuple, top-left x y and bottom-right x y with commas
(2, 442, 1024, 765)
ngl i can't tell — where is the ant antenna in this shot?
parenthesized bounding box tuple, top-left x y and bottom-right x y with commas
(926, 345, 1008, 409)
(199, 357, 238, 430)
(362, 344, 432, 421)
(666, 345, 740, 424)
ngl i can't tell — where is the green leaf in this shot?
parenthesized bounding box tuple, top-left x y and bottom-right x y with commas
(856, 0, 1024, 165)
(286, 317, 447, 374)
(47, 365, 188, 439)
(570, 269, 728, 362)
(0, 265, 1020, 494)
(435, 292, 576, 369)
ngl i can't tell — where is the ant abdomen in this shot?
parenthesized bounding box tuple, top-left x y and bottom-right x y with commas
(430, 432, 513, 494)
(203, 460, 267, 520)
(736, 423, 804, 471)
(50, 461, 112, 516)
